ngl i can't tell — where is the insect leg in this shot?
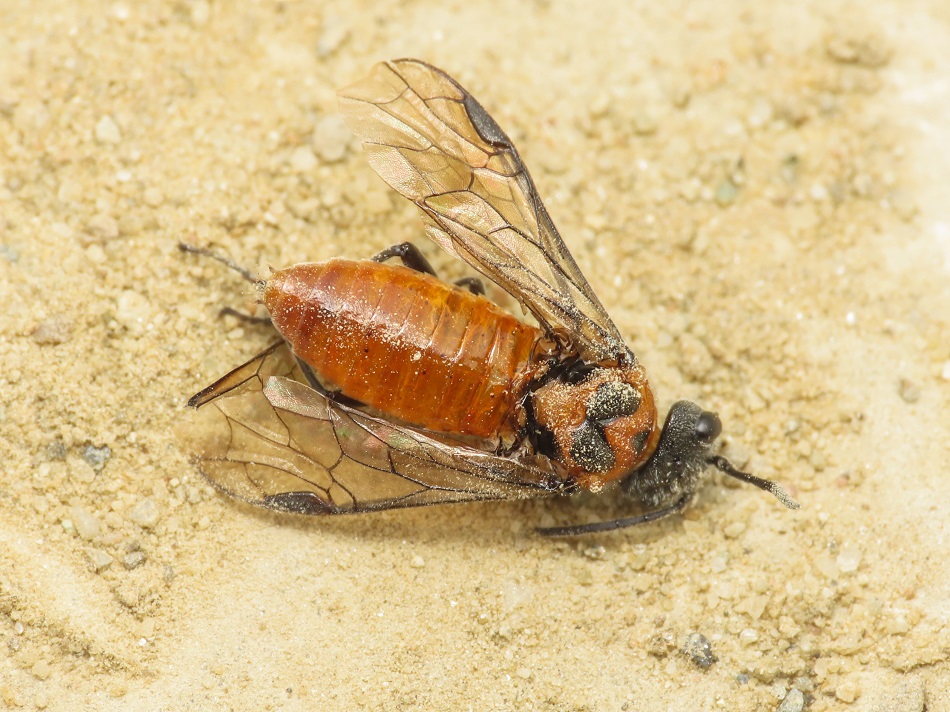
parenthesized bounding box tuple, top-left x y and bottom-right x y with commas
(294, 355, 366, 409)
(294, 356, 326, 392)
(371, 242, 437, 276)
(535, 494, 691, 537)
(454, 276, 486, 295)
(219, 306, 271, 326)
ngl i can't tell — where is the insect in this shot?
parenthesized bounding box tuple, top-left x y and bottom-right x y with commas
(183, 59, 799, 535)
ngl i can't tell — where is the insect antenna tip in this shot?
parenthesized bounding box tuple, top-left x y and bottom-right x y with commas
(708, 455, 801, 510)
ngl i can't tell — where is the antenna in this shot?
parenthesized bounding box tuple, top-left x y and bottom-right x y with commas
(708, 455, 800, 510)
(178, 242, 259, 284)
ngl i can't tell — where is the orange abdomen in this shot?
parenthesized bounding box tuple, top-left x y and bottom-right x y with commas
(263, 259, 543, 438)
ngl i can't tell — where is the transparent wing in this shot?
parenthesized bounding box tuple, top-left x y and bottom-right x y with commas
(187, 342, 564, 514)
(339, 58, 627, 363)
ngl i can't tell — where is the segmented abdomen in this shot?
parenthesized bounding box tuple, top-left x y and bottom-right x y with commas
(263, 259, 543, 438)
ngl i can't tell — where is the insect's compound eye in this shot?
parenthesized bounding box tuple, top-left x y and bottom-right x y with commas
(694, 411, 722, 443)
(585, 382, 640, 423)
(570, 421, 616, 473)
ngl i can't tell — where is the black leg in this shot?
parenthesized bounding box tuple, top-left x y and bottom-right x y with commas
(219, 306, 271, 326)
(371, 242, 436, 276)
(294, 357, 326, 392)
(454, 276, 485, 295)
(295, 355, 366, 409)
(535, 494, 691, 537)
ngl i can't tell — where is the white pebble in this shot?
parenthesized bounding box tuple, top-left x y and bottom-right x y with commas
(739, 628, 759, 645)
(143, 187, 165, 207)
(723, 521, 746, 538)
(127, 497, 160, 528)
(290, 145, 318, 173)
(31, 660, 52, 681)
(836, 544, 862, 573)
(115, 289, 154, 332)
(709, 551, 729, 573)
(85, 547, 114, 573)
(312, 115, 350, 163)
(70, 506, 101, 541)
(835, 677, 861, 703)
(191, 0, 210, 25)
(95, 115, 122, 144)
(88, 213, 119, 240)
(317, 18, 350, 57)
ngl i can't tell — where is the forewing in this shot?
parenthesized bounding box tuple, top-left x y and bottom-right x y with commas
(187, 343, 562, 514)
(339, 58, 626, 362)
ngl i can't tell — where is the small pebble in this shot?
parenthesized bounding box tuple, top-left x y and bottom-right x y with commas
(316, 17, 350, 57)
(723, 521, 747, 538)
(739, 628, 759, 645)
(82, 444, 112, 471)
(836, 544, 862, 573)
(123, 551, 147, 570)
(84, 548, 114, 573)
(31, 315, 73, 345)
(770, 683, 787, 699)
(709, 551, 729, 573)
(289, 145, 317, 173)
(86, 243, 107, 263)
(884, 610, 910, 635)
(898, 378, 920, 403)
(582, 545, 606, 560)
(143, 187, 165, 207)
(410, 555, 425, 569)
(191, 0, 210, 25)
(71, 506, 101, 541)
(87, 214, 119, 240)
(68, 457, 97, 484)
(835, 677, 861, 703)
(776, 689, 805, 712)
(46, 440, 67, 460)
(715, 180, 738, 206)
(647, 631, 676, 657)
(825, 30, 892, 67)
(747, 98, 773, 128)
(0, 244, 19, 262)
(95, 115, 122, 144)
(682, 632, 717, 669)
(312, 115, 350, 163)
(126, 497, 160, 528)
(632, 111, 658, 135)
(115, 289, 154, 332)
(31, 660, 51, 681)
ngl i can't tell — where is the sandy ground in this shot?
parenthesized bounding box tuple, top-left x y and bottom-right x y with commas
(1, 1, 948, 710)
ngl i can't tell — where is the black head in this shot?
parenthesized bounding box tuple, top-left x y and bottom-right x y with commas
(623, 401, 800, 511)
(537, 401, 799, 536)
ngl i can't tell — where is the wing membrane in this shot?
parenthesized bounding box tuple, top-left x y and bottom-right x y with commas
(339, 58, 626, 363)
(188, 343, 563, 514)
